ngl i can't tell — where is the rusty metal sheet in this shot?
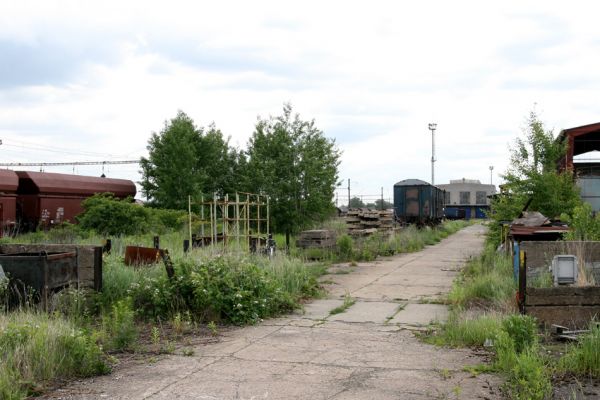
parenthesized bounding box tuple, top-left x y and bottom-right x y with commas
(124, 246, 161, 266)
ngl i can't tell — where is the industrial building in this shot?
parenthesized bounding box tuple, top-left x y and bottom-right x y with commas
(557, 122, 600, 211)
(437, 178, 496, 219)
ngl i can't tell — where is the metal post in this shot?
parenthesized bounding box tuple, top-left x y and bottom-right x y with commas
(267, 196, 270, 237)
(236, 192, 240, 247)
(153, 236, 160, 249)
(347, 178, 351, 207)
(188, 195, 192, 246)
(518, 251, 527, 314)
(428, 123, 437, 186)
(200, 195, 205, 238)
(381, 187, 384, 210)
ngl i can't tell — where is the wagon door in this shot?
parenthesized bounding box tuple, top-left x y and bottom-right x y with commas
(405, 188, 420, 217)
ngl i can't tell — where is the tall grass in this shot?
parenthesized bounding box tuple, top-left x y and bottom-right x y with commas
(559, 323, 600, 378)
(0, 311, 109, 399)
(447, 244, 515, 309)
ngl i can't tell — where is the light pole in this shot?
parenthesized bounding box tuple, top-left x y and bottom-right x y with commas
(428, 123, 437, 186)
(489, 165, 494, 185)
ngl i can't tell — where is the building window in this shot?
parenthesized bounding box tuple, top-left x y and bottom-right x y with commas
(444, 191, 450, 204)
(476, 191, 487, 204)
(459, 191, 470, 204)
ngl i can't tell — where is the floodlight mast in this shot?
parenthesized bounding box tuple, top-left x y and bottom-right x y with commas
(428, 123, 437, 186)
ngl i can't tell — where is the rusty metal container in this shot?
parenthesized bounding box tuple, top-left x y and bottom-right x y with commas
(0, 251, 78, 307)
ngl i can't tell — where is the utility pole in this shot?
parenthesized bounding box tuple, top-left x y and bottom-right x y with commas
(428, 123, 437, 186)
(381, 187, 384, 210)
(347, 178, 351, 207)
(489, 165, 494, 185)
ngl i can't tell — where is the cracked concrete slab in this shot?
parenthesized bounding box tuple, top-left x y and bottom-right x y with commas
(40, 224, 500, 400)
(391, 303, 450, 326)
(327, 301, 400, 323)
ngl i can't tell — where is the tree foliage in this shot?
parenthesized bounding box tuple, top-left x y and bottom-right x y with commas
(140, 111, 239, 209)
(246, 104, 341, 235)
(489, 112, 581, 243)
(349, 196, 365, 208)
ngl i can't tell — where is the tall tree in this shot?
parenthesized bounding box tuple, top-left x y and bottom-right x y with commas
(246, 104, 341, 241)
(489, 111, 581, 242)
(140, 111, 238, 209)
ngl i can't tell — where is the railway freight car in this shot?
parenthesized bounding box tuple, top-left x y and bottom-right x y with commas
(0, 169, 19, 235)
(16, 171, 136, 231)
(393, 179, 445, 225)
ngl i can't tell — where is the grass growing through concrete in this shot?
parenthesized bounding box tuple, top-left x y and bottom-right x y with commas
(329, 294, 356, 315)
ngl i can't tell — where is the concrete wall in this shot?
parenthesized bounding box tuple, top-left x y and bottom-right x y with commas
(520, 241, 600, 283)
(0, 244, 102, 290)
(525, 286, 600, 328)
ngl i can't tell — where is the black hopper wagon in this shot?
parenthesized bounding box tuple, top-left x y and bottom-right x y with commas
(393, 179, 445, 225)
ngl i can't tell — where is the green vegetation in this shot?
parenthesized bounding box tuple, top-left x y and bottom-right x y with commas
(558, 323, 600, 378)
(489, 111, 581, 244)
(0, 311, 109, 399)
(139, 105, 341, 238)
(247, 104, 341, 239)
(447, 244, 514, 307)
(329, 294, 356, 315)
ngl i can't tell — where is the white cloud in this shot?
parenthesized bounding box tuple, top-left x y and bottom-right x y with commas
(0, 0, 599, 201)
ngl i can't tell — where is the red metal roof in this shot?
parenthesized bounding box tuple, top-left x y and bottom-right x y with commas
(16, 171, 136, 197)
(510, 225, 569, 236)
(0, 169, 19, 192)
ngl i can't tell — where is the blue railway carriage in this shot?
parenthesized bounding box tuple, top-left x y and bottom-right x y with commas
(393, 179, 445, 225)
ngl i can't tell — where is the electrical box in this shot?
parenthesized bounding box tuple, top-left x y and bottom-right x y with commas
(551, 255, 578, 286)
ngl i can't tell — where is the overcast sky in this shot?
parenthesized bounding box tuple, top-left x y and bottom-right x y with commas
(1, 1, 599, 204)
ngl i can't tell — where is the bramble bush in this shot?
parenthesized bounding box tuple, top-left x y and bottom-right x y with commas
(126, 257, 299, 325)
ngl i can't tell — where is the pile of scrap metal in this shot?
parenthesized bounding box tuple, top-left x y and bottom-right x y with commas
(551, 322, 600, 341)
(509, 211, 569, 242)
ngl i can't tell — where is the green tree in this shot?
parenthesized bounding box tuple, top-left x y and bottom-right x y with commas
(246, 104, 341, 242)
(349, 197, 365, 208)
(140, 112, 239, 209)
(490, 111, 581, 242)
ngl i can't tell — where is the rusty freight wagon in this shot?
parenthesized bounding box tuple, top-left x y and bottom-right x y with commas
(16, 171, 136, 231)
(0, 169, 19, 235)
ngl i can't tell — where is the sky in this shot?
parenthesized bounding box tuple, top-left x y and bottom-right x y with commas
(1, 1, 600, 205)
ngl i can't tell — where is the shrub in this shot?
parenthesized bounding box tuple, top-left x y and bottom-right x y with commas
(102, 299, 137, 351)
(77, 194, 150, 236)
(501, 314, 537, 354)
(337, 234, 354, 259)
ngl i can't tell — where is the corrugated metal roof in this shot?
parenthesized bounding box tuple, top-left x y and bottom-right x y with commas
(394, 179, 431, 186)
(0, 169, 19, 192)
(510, 225, 569, 236)
(16, 171, 136, 197)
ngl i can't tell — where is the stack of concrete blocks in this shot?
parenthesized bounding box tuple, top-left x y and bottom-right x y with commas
(296, 230, 337, 249)
(345, 209, 395, 237)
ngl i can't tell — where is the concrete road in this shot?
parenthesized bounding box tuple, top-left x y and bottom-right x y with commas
(44, 224, 500, 400)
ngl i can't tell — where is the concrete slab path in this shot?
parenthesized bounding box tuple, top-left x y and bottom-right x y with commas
(43, 224, 500, 400)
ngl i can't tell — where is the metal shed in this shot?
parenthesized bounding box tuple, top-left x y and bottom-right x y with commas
(16, 171, 136, 229)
